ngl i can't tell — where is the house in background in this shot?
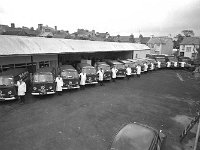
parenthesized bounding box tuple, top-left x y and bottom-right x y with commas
(147, 37, 173, 55)
(37, 24, 55, 38)
(179, 37, 200, 59)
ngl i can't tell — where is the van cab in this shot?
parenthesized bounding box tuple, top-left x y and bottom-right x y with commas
(76, 63, 98, 84)
(94, 62, 111, 81)
(118, 60, 137, 75)
(0, 68, 30, 101)
(106, 60, 126, 78)
(31, 67, 56, 95)
(59, 65, 80, 89)
(178, 56, 192, 68)
(127, 59, 144, 73)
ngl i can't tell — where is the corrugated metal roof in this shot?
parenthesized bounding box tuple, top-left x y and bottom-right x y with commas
(0, 35, 150, 56)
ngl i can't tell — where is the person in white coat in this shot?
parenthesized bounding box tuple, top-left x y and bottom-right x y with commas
(79, 71, 87, 89)
(126, 65, 132, 80)
(174, 61, 178, 68)
(144, 63, 148, 73)
(16, 79, 26, 104)
(136, 65, 141, 78)
(111, 66, 118, 82)
(180, 62, 186, 68)
(97, 68, 104, 86)
(157, 61, 161, 69)
(166, 61, 171, 69)
(150, 62, 154, 71)
(55, 75, 64, 95)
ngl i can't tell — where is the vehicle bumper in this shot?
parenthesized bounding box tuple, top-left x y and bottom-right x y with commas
(31, 92, 55, 95)
(62, 85, 80, 89)
(116, 75, 126, 78)
(103, 78, 111, 81)
(85, 81, 98, 84)
(0, 97, 16, 101)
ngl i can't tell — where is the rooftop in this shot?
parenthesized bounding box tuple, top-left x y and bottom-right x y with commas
(180, 37, 200, 45)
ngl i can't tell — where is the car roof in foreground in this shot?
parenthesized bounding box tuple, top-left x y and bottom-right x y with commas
(111, 123, 155, 150)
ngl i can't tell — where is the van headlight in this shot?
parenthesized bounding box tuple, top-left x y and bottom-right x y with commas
(8, 91, 12, 94)
(49, 86, 52, 89)
(33, 87, 37, 90)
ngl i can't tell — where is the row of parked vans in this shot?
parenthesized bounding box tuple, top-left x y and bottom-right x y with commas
(0, 55, 193, 101)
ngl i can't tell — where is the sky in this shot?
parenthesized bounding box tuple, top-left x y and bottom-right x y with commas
(0, 0, 200, 37)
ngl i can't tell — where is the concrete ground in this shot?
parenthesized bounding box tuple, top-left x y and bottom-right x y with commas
(0, 69, 200, 150)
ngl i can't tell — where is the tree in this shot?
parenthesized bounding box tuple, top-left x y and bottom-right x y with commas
(117, 34, 120, 42)
(181, 30, 194, 37)
(129, 34, 135, 43)
(173, 34, 184, 49)
(139, 34, 143, 39)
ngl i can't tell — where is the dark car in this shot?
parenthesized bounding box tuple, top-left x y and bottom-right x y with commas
(59, 65, 80, 89)
(0, 68, 30, 101)
(94, 62, 112, 81)
(76, 63, 98, 84)
(31, 67, 56, 95)
(110, 122, 166, 150)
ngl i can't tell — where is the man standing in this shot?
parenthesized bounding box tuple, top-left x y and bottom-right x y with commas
(79, 71, 87, 89)
(174, 61, 178, 68)
(180, 62, 186, 69)
(111, 66, 118, 82)
(136, 65, 141, 78)
(16, 79, 26, 104)
(126, 65, 131, 80)
(150, 62, 154, 71)
(157, 61, 161, 69)
(55, 75, 64, 95)
(144, 63, 148, 73)
(97, 68, 104, 86)
(166, 61, 171, 69)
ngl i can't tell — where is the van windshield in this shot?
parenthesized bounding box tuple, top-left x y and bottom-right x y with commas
(115, 64, 125, 69)
(156, 58, 165, 62)
(61, 70, 79, 79)
(0, 77, 14, 86)
(33, 73, 54, 83)
(98, 65, 111, 71)
(83, 67, 96, 74)
(168, 57, 177, 61)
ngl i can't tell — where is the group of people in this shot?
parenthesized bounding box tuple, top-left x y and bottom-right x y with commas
(16, 60, 185, 104)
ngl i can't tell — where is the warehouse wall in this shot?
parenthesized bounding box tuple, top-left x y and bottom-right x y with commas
(133, 50, 150, 58)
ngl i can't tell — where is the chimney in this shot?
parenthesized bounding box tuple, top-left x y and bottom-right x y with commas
(38, 24, 43, 30)
(11, 23, 15, 28)
(55, 26, 57, 31)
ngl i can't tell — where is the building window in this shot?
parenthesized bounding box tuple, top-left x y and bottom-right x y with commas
(39, 61, 50, 68)
(181, 45, 185, 51)
(186, 47, 192, 52)
(180, 52, 184, 56)
(192, 53, 196, 58)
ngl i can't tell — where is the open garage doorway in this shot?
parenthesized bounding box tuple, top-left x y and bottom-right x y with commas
(58, 51, 133, 67)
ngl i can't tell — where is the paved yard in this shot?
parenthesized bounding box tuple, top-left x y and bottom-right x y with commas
(0, 69, 200, 150)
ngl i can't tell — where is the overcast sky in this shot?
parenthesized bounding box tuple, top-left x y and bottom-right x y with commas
(0, 0, 199, 37)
